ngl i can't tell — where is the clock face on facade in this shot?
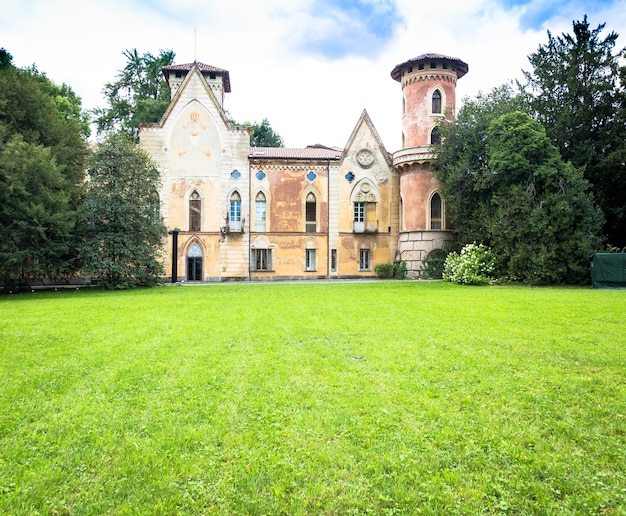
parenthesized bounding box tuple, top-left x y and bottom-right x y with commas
(356, 149, 374, 168)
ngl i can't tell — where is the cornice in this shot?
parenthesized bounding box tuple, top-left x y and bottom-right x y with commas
(401, 73, 457, 89)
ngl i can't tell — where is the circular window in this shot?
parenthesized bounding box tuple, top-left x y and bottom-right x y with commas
(256, 170, 266, 180)
(231, 170, 241, 180)
(356, 149, 374, 168)
(306, 171, 317, 182)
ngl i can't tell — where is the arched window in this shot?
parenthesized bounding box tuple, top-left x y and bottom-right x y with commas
(430, 127, 441, 145)
(189, 190, 201, 231)
(255, 191, 267, 232)
(306, 192, 317, 233)
(432, 89, 442, 114)
(430, 192, 442, 230)
(229, 191, 242, 232)
(351, 180, 380, 233)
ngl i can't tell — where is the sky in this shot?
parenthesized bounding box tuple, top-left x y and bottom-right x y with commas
(3, 0, 626, 150)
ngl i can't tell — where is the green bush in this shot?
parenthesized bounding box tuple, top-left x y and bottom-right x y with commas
(443, 243, 496, 285)
(393, 260, 407, 279)
(422, 248, 452, 279)
(375, 261, 407, 279)
(374, 263, 394, 278)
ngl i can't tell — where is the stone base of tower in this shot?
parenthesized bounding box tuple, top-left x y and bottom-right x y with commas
(397, 230, 456, 279)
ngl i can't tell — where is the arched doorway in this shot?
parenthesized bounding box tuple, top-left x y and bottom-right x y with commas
(187, 243, 203, 281)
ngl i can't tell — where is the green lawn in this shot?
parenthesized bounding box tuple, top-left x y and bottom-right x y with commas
(1, 281, 625, 514)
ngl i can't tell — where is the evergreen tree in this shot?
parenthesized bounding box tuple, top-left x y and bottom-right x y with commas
(523, 16, 626, 247)
(0, 49, 88, 283)
(437, 95, 603, 284)
(93, 49, 175, 141)
(249, 118, 284, 147)
(0, 136, 74, 282)
(79, 133, 167, 289)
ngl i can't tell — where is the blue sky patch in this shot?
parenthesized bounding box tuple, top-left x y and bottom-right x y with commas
(294, 0, 404, 59)
(496, 0, 619, 31)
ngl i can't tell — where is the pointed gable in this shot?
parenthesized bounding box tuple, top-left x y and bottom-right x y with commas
(342, 110, 393, 167)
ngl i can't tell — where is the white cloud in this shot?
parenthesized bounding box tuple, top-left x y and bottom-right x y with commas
(2, 0, 625, 149)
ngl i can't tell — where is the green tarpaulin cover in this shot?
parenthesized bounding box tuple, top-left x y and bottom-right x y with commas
(591, 253, 626, 289)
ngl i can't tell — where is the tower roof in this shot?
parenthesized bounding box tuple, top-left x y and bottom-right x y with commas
(162, 61, 231, 92)
(391, 53, 468, 82)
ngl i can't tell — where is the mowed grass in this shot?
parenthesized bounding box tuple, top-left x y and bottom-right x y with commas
(0, 282, 625, 515)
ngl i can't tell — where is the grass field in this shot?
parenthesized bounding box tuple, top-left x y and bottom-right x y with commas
(0, 281, 625, 515)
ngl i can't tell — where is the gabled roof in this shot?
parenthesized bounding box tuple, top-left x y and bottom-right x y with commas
(391, 53, 468, 81)
(162, 61, 231, 92)
(342, 110, 393, 166)
(249, 146, 342, 160)
(148, 64, 231, 129)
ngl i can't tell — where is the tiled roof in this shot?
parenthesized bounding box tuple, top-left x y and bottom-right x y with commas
(391, 53, 468, 81)
(162, 61, 231, 92)
(249, 146, 343, 160)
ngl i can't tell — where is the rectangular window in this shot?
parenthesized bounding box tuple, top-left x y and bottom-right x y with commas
(354, 202, 365, 232)
(359, 249, 370, 271)
(252, 249, 272, 271)
(305, 249, 316, 271)
(230, 199, 242, 232)
(330, 249, 337, 272)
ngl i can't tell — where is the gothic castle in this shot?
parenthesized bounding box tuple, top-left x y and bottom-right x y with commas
(139, 53, 468, 281)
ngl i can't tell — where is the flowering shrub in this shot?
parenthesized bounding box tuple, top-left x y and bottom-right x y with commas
(442, 243, 496, 285)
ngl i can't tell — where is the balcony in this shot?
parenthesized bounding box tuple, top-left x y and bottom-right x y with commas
(353, 221, 378, 234)
(392, 145, 436, 170)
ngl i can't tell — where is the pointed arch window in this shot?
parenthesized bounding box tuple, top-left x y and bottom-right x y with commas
(430, 127, 441, 145)
(430, 192, 442, 230)
(306, 192, 317, 233)
(229, 191, 242, 232)
(189, 190, 201, 231)
(255, 191, 267, 232)
(432, 89, 442, 114)
(352, 180, 380, 233)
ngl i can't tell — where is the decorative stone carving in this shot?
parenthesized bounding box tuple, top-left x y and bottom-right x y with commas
(356, 149, 374, 168)
(375, 171, 388, 185)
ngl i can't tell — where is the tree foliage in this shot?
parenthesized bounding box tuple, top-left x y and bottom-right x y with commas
(249, 118, 284, 147)
(523, 15, 626, 247)
(79, 133, 167, 289)
(0, 136, 75, 282)
(0, 50, 88, 283)
(93, 49, 175, 141)
(438, 100, 603, 284)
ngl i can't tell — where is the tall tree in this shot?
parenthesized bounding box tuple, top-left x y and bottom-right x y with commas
(437, 94, 603, 284)
(0, 49, 88, 283)
(79, 133, 167, 289)
(523, 16, 626, 247)
(436, 85, 531, 243)
(249, 118, 284, 147)
(0, 136, 75, 282)
(93, 49, 175, 140)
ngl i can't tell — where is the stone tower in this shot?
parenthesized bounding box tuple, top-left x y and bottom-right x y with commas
(390, 53, 468, 278)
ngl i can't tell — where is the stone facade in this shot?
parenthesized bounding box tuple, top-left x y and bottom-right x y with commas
(140, 53, 467, 281)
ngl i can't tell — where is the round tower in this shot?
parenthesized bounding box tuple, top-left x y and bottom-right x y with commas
(390, 53, 468, 278)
